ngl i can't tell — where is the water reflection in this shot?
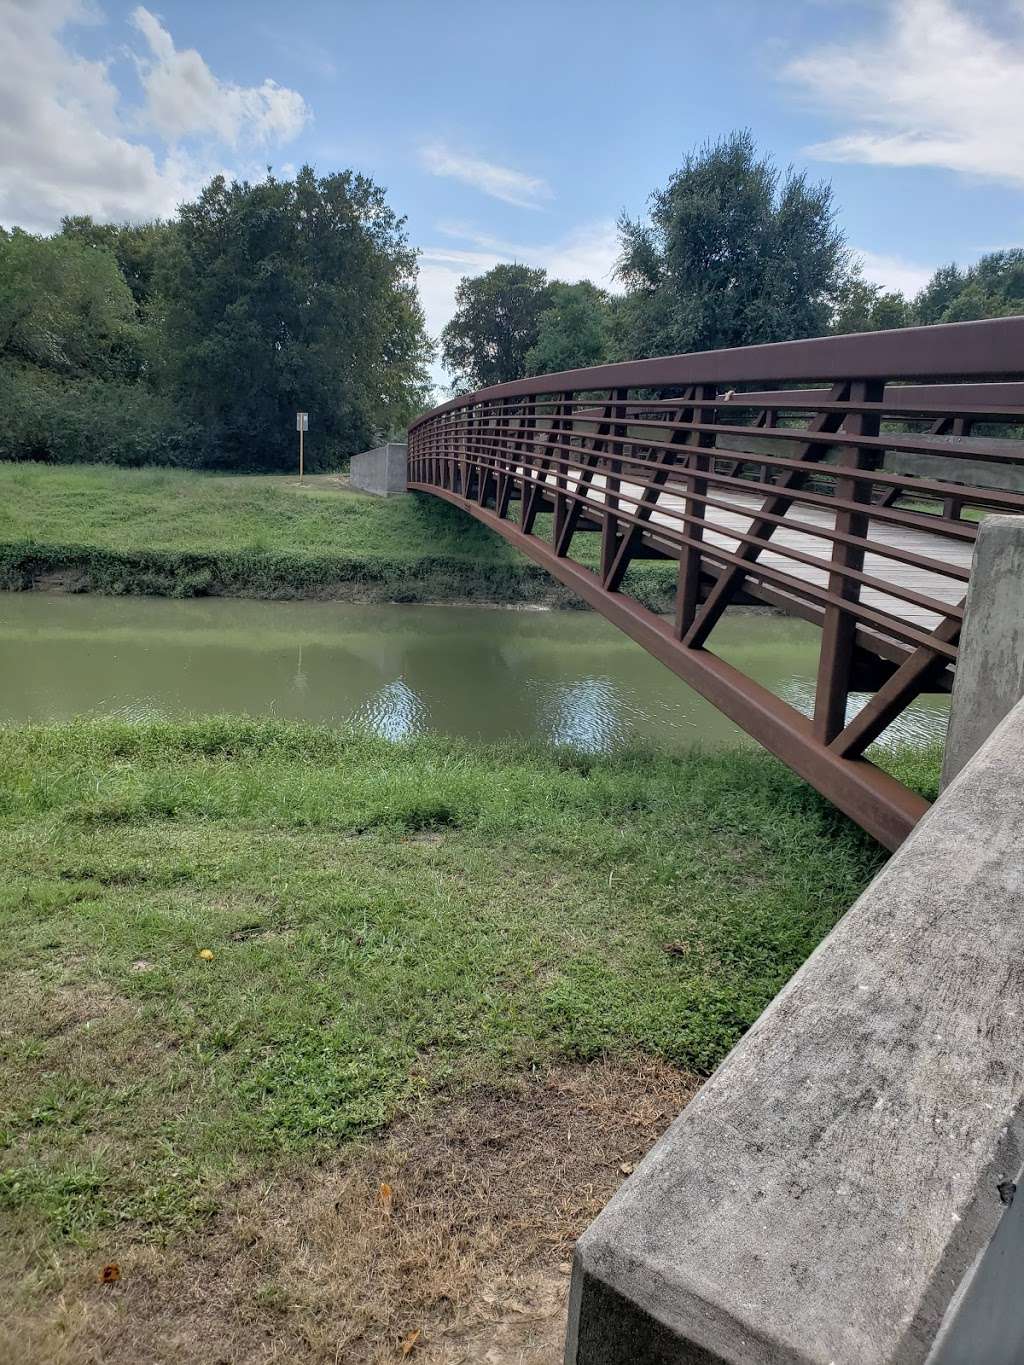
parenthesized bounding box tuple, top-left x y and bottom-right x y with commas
(538, 676, 625, 751)
(777, 679, 947, 749)
(291, 644, 308, 694)
(0, 595, 949, 753)
(353, 677, 428, 741)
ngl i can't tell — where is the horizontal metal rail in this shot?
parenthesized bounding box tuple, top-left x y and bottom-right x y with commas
(408, 318, 1024, 846)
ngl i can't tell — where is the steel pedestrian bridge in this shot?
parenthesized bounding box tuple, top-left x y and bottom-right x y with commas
(407, 318, 1024, 848)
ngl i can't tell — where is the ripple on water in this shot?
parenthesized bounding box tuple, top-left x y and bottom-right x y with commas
(350, 678, 429, 741)
(778, 679, 948, 749)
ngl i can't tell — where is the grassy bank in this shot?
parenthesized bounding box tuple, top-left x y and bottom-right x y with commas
(0, 462, 676, 609)
(0, 718, 906, 1360)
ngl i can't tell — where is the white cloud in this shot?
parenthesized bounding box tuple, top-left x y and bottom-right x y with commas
(434, 220, 619, 280)
(130, 7, 310, 147)
(543, 222, 621, 289)
(787, 0, 1024, 187)
(0, 0, 310, 233)
(418, 220, 620, 386)
(420, 142, 551, 209)
(853, 248, 934, 298)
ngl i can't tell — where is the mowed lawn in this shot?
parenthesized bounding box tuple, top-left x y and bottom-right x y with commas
(0, 463, 501, 561)
(0, 718, 900, 1361)
(0, 462, 675, 607)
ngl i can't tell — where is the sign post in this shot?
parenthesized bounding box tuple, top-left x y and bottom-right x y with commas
(296, 412, 309, 482)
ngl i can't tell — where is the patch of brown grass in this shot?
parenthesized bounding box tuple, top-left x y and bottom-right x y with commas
(1, 1057, 697, 1365)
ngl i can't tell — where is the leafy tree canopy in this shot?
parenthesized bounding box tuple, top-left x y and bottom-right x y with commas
(0, 166, 431, 470)
(524, 281, 613, 376)
(161, 166, 431, 469)
(831, 272, 911, 334)
(913, 249, 1024, 325)
(441, 264, 552, 391)
(614, 130, 849, 358)
(59, 216, 177, 315)
(0, 228, 144, 381)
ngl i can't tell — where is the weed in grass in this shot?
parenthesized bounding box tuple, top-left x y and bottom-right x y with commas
(0, 716, 939, 1359)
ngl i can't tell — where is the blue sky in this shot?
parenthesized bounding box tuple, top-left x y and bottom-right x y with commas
(4, 0, 1023, 385)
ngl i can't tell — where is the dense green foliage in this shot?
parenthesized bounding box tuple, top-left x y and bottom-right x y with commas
(830, 249, 1024, 335)
(440, 263, 551, 390)
(0, 462, 676, 608)
(442, 269, 616, 389)
(913, 249, 1024, 325)
(0, 230, 144, 378)
(0, 167, 430, 470)
(614, 131, 848, 358)
(4, 134, 1019, 461)
(0, 716, 892, 1241)
(58, 215, 174, 313)
(525, 281, 613, 376)
(163, 168, 430, 469)
(831, 272, 912, 334)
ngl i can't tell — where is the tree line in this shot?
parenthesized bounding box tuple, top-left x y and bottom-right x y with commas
(2, 133, 1021, 471)
(0, 167, 431, 472)
(441, 131, 1024, 392)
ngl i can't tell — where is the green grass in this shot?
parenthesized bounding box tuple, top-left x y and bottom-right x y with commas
(896, 497, 985, 522)
(0, 462, 676, 608)
(0, 716, 913, 1249)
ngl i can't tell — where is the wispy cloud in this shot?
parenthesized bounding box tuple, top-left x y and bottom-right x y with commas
(420, 142, 551, 209)
(786, 0, 1024, 187)
(417, 220, 620, 386)
(853, 248, 934, 298)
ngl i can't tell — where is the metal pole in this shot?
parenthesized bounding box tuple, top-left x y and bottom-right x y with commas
(299, 424, 304, 483)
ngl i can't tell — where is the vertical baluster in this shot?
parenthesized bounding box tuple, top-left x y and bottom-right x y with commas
(601, 388, 628, 583)
(675, 384, 718, 639)
(461, 404, 472, 498)
(941, 416, 970, 520)
(551, 391, 573, 550)
(519, 400, 536, 526)
(814, 379, 884, 744)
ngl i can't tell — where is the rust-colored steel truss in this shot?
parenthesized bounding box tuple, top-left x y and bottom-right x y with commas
(407, 317, 1024, 849)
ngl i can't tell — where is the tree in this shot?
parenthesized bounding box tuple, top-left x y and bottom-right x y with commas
(440, 264, 550, 391)
(524, 281, 612, 375)
(614, 130, 849, 359)
(59, 216, 177, 315)
(831, 272, 910, 334)
(0, 229, 145, 380)
(162, 166, 431, 470)
(913, 250, 1024, 325)
(0, 227, 206, 467)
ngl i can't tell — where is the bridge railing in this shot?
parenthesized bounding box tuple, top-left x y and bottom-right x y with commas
(407, 317, 1024, 847)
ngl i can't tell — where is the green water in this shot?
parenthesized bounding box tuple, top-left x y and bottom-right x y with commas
(0, 595, 948, 751)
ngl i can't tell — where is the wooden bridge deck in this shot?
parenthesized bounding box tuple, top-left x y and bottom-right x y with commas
(563, 476, 972, 631)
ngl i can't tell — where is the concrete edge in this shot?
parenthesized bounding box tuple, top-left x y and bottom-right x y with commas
(567, 694, 1024, 1364)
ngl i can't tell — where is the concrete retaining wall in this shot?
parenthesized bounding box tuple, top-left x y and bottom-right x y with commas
(941, 516, 1024, 788)
(349, 442, 408, 497)
(566, 696, 1024, 1364)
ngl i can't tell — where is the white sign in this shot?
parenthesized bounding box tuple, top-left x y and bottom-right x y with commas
(296, 412, 309, 432)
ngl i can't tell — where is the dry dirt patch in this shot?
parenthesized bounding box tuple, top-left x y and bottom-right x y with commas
(3, 1057, 697, 1365)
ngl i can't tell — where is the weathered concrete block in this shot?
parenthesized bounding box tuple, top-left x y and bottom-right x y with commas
(349, 442, 408, 497)
(884, 441, 1024, 494)
(942, 514, 1024, 788)
(566, 696, 1024, 1365)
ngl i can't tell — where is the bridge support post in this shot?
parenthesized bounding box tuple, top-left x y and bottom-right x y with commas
(565, 694, 1024, 1365)
(941, 514, 1024, 788)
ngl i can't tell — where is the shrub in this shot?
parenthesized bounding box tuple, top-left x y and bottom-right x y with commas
(0, 364, 215, 467)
